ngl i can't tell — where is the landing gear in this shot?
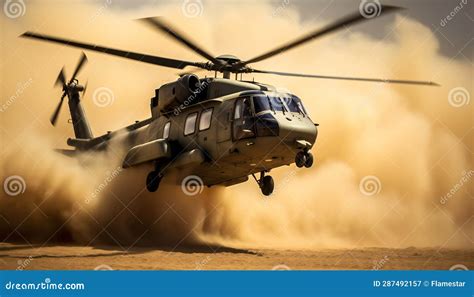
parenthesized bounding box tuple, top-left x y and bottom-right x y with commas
(295, 151, 314, 168)
(261, 175, 274, 196)
(295, 151, 306, 168)
(304, 152, 313, 168)
(146, 170, 162, 192)
(252, 172, 274, 196)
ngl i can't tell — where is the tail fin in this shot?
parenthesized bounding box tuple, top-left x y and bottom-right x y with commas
(68, 90, 93, 139)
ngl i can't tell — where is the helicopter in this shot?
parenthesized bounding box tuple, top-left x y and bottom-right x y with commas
(20, 5, 437, 196)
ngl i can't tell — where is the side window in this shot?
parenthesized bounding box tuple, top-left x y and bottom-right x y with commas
(234, 97, 251, 120)
(199, 108, 213, 131)
(184, 113, 198, 135)
(163, 121, 170, 139)
(234, 100, 243, 120)
(242, 97, 252, 117)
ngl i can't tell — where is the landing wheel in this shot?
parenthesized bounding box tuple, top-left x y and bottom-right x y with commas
(146, 171, 161, 192)
(304, 152, 314, 168)
(295, 151, 307, 168)
(260, 175, 274, 196)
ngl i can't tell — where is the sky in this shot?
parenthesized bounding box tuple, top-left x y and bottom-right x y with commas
(79, 0, 473, 61)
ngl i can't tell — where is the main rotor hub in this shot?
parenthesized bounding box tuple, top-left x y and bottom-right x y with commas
(215, 54, 241, 65)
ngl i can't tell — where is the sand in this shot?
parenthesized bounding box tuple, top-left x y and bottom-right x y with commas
(1, 243, 472, 270)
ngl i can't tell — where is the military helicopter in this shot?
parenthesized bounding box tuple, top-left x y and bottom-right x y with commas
(21, 5, 437, 196)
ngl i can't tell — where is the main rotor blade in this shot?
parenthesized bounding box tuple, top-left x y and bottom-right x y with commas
(251, 69, 439, 86)
(234, 5, 403, 69)
(139, 17, 224, 67)
(70, 52, 88, 83)
(55, 67, 67, 88)
(50, 93, 66, 126)
(21, 32, 200, 70)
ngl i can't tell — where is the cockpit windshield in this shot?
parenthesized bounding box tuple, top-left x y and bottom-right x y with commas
(253, 95, 308, 116)
(291, 95, 308, 116)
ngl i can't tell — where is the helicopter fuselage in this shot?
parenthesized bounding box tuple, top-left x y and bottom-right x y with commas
(72, 77, 318, 193)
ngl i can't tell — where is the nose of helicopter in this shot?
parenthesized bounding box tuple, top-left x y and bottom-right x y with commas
(276, 115, 318, 150)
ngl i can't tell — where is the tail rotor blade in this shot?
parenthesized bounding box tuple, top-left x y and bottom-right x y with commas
(70, 52, 88, 83)
(55, 67, 67, 88)
(50, 93, 66, 126)
(82, 80, 88, 97)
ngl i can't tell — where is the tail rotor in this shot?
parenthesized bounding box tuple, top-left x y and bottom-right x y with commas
(51, 52, 88, 126)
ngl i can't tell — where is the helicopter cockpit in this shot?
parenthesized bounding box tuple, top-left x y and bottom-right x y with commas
(232, 93, 312, 141)
(253, 94, 308, 117)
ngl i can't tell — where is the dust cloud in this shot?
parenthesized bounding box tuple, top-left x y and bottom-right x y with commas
(0, 1, 472, 249)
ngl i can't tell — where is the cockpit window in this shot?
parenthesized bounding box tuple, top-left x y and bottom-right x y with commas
(253, 96, 271, 114)
(292, 95, 308, 116)
(267, 96, 286, 112)
(254, 95, 308, 116)
(282, 97, 300, 113)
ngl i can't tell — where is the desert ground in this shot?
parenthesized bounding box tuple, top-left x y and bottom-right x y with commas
(0, 243, 472, 270)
